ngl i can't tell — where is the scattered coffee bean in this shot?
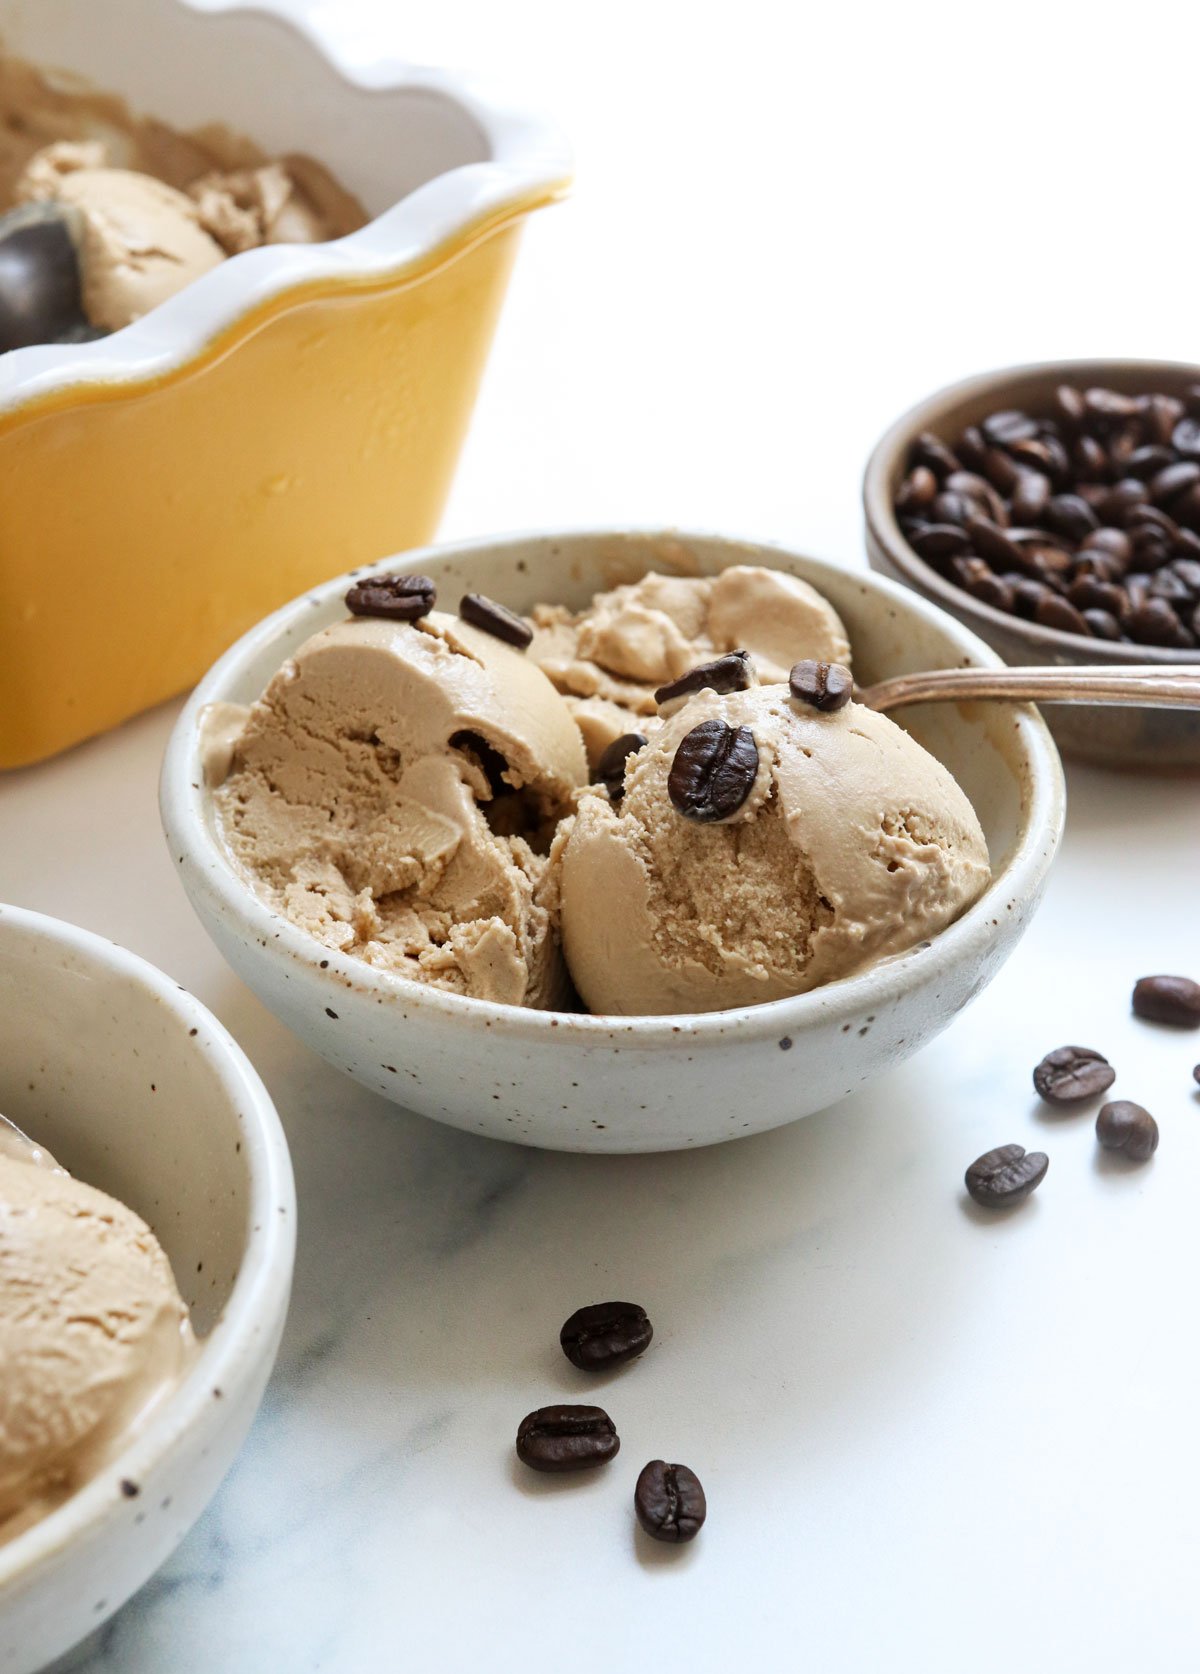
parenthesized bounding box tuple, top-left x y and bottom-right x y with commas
(965, 1144, 1049, 1208)
(1096, 1100, 1159, 1162)
(789, 659, 853, 712)
(459, 591, 533, 648)
(596, 733, 647, 802)
(655, 650, 753, 706)
(895, 384, 1200, 644)
(345, 572, 436, 621)
(560, 1302, 653, 1371)
(668, 720, 759, 822)
(1033, 1045, 1116, 1104)
(1132, 974, 1200, 1027)
(515, 1405, 620, 1472)
(634, 1460, 706, 1543)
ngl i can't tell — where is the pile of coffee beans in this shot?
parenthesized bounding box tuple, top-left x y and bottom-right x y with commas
(894, 385, 1200, 647)
(514, 1301, 706, 1546)
(966, 972, 1199, 1207)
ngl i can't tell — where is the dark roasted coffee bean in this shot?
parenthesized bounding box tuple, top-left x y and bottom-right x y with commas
(1034, 593, 1090, 635)
(1008, 435, 1069, 483)
(1126, 444, 1176, 480)
(896, 465, 939, 513)
(1033, 1045, 1115, 1104)
(1128, 503, 1179, 535)
(1011, 577, 1052, 618)
(596, 733, 647, 802)
(635, 1461, 706, 1544)
(1108, 426, 1142, 472)
(952, 557, 1011, 610)
(1132, 974, 1200, 1027)
(1072, 435, 1111, 480)
(965, 515, 1023, 570)
(1077, 482, 1111, 510)
(655, 650, 753, 706)
(1172, 417, 1200, 459)
(1068, 577, 1126, 616)
(0, 203, 91, 351)
(956, 425, 989, 472)
(1047, 493, 1100, 541)
(932, 491, 976, 526)
(965, 1144, 1049, 1208)
(1150, 461, 1200, 507)
(1084, 387, 1142, 422)
(982, 409, 1038, 447)
(1144, 393, 1185, 445)
(1054, 384, 1087, 427)
(345, 572, 436, 620)
(789, 659, 853, 712)
(1126, 598, 1194, 646)
(1170, 557, 1200, 595)
(912, 431, 960, 479)
(1128, 535, 1175, 574)
(1081, 527, 1133, 565)
(668, 720, 759, 821)
(560, 1301, 653, 1371)
(1096, 1101, 1159, 1162)
(1185, 386, 1200, 419)
(516, 1405, 620, 1472)
(1074, 550, 1126, 584)
(1010, 470, 1051, 525)
(1082, 608, 1121, 640)
(1098, 478, 1149, 524)
(982, 447, 1022, 494)
(910, 523, 972, 562)
(459, 592, 533, 648)
(1171, 483, 1200, 533)
(1175, 526, 1200, 559)
(1148, 569, 1193, 606)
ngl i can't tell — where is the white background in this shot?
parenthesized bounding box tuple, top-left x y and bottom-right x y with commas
(3, 2, 1200, 1670)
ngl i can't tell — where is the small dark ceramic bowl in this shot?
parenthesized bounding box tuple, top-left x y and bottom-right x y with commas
(864, 359, 1200, 771)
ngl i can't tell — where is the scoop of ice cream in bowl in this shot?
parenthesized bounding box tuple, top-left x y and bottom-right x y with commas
(0, 904, 294, 1674)
(162, 530, 1065, 1153)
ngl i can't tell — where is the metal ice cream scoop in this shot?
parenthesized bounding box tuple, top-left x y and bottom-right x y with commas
(0, 201, 97, 352)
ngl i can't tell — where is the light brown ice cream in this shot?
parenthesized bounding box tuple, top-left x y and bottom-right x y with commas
(558, 683, 990, 1015)
(213, 610, 588, 1008)
(0, 1128, 196, 1545)
(529, 567, 853, 768)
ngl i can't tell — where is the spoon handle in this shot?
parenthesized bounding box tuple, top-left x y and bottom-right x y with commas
(859, 663, 1200, 714)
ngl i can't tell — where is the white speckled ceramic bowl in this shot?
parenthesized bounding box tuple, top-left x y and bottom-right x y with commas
(161, 530, 1065, 1154)
(0, 904, 295, 1674)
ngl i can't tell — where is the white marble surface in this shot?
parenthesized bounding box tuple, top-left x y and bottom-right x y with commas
(4, 0, 1200, 1668)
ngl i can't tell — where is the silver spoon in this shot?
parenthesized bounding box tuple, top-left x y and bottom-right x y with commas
(857, 663, 1200, 715)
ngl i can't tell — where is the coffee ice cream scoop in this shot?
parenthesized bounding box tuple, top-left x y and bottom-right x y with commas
(0, 1118, 196, 1544)
(558, 681, 991, 1015)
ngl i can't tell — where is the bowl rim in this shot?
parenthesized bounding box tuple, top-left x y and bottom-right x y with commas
(0, 0, 572, 416)
(0, 901, 296, 1590)
(863, 356, 1200, 664)
(161, 525, 1066, 1044)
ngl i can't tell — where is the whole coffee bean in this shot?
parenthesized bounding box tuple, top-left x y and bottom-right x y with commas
(1132, 974, 1200, 1027)
(1010, 470, 1051, 525)
(1126, 599, 1194, 646)
(1096, 1101, 1159, 1162)
(1084, 387, 1142, 422)
(1033, 1045, 1116, 1104)
(655, 650, 753, 706)
(910, 523, 972, 562)
(1024, 541, 1074, 578)
(516, 1405, 620, 1472)
(1148, 569, 1193, 605)
(789, 659, 853, 712)
(1081, 527, 1133, 564)
(459, 592, 533, 648)
(1011, 577, 1052, 618)
(1035, 593, 1090, 635)
(1126, 444, 1176, 480)
(1128, 535, 1175, 575)
(1144, 393, 1185, 444)
(966, 570, 1014, 611)
(345, 572, 436, 620)
(1008, 435, 1069, 482)
(632, 1466, 706, 1540)
(1098, 479, 1149, 524)
(983, 447, 1022, 494)
(1150, 461, 1200, 507)
(896, 465, 939, 513)
(1128, 503, 1179, 536)
(982, 409, 1038, 447)
(560, 1301, 653, 1371)
(1074, 551, 1126, 585)
(1175, 527, 1200, 560)
(596, 733, 647, 802)
(932, 491, 976, 526)
(1072, 435, 1111, 479)
(1108, 427, 1141, 472)
(1170, 557, 1200, 594)
(1047, 494, 1100, 541)
(956, 425, 989, 472)
(634, 1461, 706, 1544)
(1068, 576, 1126, 615)
(1082, 608, 1121, 640)
(965, 1144, 1049, 1208)
(1054, 384, 1087, 426)
(1172, 417, 1200, 459)
(668, 720, 759, 822)
(912, 431, 961, 479)
(965, 515, 1023, 570)
(1171, 483, 1200, 532)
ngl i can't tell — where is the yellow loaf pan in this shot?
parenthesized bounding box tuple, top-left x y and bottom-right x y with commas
(0, 0, 570, 769)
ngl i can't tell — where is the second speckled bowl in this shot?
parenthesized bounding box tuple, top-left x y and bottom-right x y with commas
(161, 530, 1064, 1154)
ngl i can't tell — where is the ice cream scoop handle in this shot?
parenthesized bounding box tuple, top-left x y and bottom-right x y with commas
(859, 664, 1200, 714)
